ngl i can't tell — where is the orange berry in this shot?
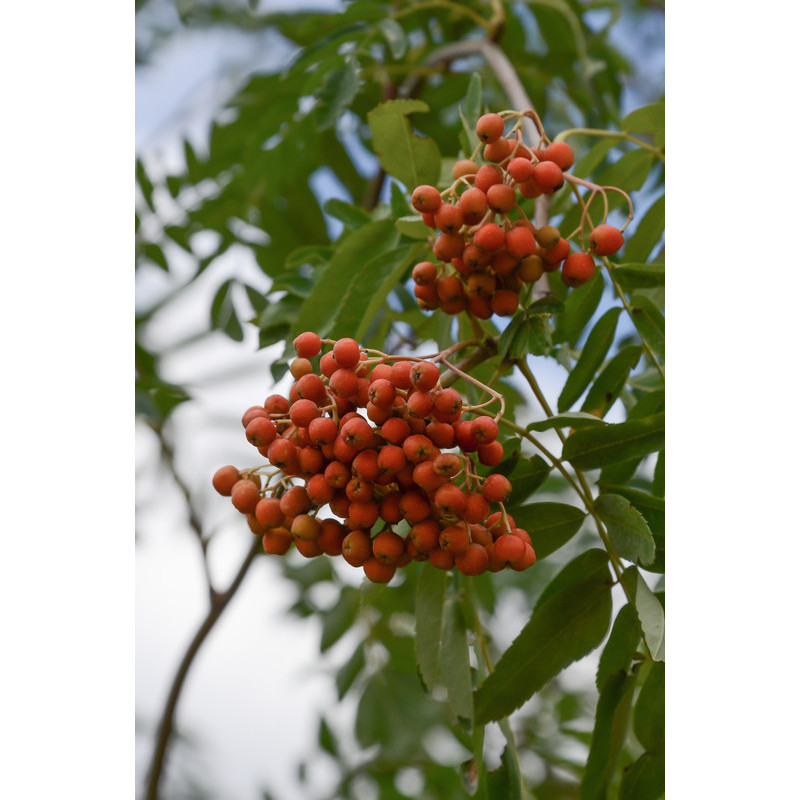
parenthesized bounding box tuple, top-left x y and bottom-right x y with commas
(363, 557, 396, 583)
(212, 465, 241, 496)
(452, 158, 479, 179)
(561, 252, 596, 287)
(455, 543, 489, 576)
(293, 331, 321, 358)
(475, 113, 505, 144)
(411, 184, 442, 214)
(589, 224, 625, 256)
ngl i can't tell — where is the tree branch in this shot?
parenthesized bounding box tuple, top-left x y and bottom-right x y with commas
(142, 536, 261, 800)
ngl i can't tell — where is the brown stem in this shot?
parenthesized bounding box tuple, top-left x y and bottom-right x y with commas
(142, 537, 261, 800)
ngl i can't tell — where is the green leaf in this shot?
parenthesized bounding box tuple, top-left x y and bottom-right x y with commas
(554, 270, 605, 347)
(323, 197, 372, 229)
(619, 751, 665, 800)
(597, 149, 655, 195)
(348, 243, 426, 342)
(505, 454, 551, 505)
(367, 99, 441, 189)
(315, 57, 360, 130)
(243, 284, 270, 314)
(497, 314, 525, 360)
(136, 158, 155, 212)
(610, 262, 665, 290)
(440, 597, 473, 721)
(318, 716, 337, 757)
(141, 242, 169, 272)
(563, 412, 665, 470)
(652, 451, 664, 498)
(474, 551, 613, 724)
(507, 502, 587, 561)
(580, 671, 637, 800)
(634, 661, 665, 753)
(572, 136, 618, 180)
(527, 412, 607, 432)
(285, 245, 332, 270)
(320, 587, 360, 652)
(394, 215, 431, 240)
(210, 279, 244, 341)
(581, 344, 642, 417)
(596, 603, 641, 690)
(623, 194, 665, 263)
(622, 102, 665, 135)
(622, 567, 665, 662)
(558, 307, 622, 412)
(630, 293, 665, 363)
(291, 218, 396, 339)
(336, 642, 365, 700)
(595, 493, 655, 566)
(414, 566, 447, 691)
(378, 17, 407, 59)
(535, 549, 609, 610)
(525, 314, 553, 356)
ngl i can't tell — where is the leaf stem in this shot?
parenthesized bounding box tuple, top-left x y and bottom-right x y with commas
(553, 127, 665, 161)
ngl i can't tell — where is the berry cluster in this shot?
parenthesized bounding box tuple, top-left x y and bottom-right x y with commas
(213, 333, 536, 583)
(409, 111, 626, 317)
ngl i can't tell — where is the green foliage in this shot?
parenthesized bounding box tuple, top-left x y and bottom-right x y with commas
(136, 1, 665, 797)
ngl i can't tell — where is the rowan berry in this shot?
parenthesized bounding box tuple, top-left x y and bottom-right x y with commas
(483, 138, 512, 163)
(319, 351, 338, 378)
(297, 445, 325, 476)
(407, 390, 435, 419)
(561, 252, 596, 287)
(372, 529, 406, 565)
(463, 492, 490, 525)
(455, 543, 489, 576)
(538, 140, 574, 170)
(294, 537, 323, 558)
(289, 358, 313, 380)
(482, 474, 512, 503)
(280, 485, 312, 518)
(399, 489, 432, 524)
(467, 294, 493, 320)
(262, 527, 293, 556)
(332, 338, 361, 370)
(433, 231, 465, 262)
(411, 184, 442, 214)
(436, 275, 465, 305)
(494, 533, 526, 566)
(381, 416, 411, 445)
(507, 156, 535, 183)
(328, 492, 350, 519)
(363, 557, 396, 584)
(490, 290, 519, 317)
(534, 224, 561, 249)
(439, 523, 470, 555)
(329, 368, 360, 399)
(213, 465, 242, 496)
(474, 164, 504, 194)
(458, 187, 488, 225)
(429, 547, 456, 570)
(412, 460, 448, 492)
(505, 226, 537, 259)
(231, 480, 261, 514)
(473, 222, 505, 253)
(477, 440, 504, 466)
(518, 254, 545, 283)
(306, 473, 336, 506)
(425, 421, 455, 448)
(434, 483, 468, 516)
(484, 183, 515, 214)
(267, 438, 298, 471)
(452, 158, 479, 179)
(347, 499, 379, 529)
(409, 520, 440, 553)
(412, 261, 438, 285)
(403, 434, 437, 463)
(476, 113, 505, 144)
(289, 398, 320, 428)
(410, 360, 440, 392)
(433, 388, 462, 421)
(542, 237, 571, 269)
(471, 415, 499, 444)
(342, 529, 371, 567)
(291, 514, 321, 542)
(242, 405, 270, 428)
(532, 160, 564, 193)
(589, 224, 624, 256)
(379, 491, 404, 524)
(434, 203, 465, 234)
(414, 282, 441, 310)
(318, 519, 347, 556)
(389, 360, 414, 390)
(293, 331, 321, 358)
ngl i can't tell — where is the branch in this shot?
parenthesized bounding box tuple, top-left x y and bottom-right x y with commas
(142, 536, 261, 800)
